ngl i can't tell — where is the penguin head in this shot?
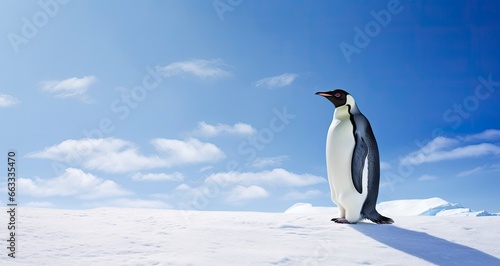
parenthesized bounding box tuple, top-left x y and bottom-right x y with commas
(315, 89, 352, 108)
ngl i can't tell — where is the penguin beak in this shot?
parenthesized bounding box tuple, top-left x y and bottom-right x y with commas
(315, 91, 331, 97)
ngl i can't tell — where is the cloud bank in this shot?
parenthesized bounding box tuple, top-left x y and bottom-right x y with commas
(19, 168, 132, 199)
(28, 137, 225, 173)
(401, 130, 500, 165)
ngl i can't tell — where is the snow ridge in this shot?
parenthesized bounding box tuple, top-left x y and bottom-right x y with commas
(285, 197, 499, 217)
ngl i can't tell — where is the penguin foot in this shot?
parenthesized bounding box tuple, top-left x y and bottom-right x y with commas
(370, 217, 394, 224)
(364, 214, 394, 224)
(331, 217, 352, 224)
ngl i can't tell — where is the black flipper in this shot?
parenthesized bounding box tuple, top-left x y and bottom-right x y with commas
(351, 131, 368, 194)
(351, 113, 394, 224)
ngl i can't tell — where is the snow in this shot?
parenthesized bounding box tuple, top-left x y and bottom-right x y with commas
(2, 198, 499, 265)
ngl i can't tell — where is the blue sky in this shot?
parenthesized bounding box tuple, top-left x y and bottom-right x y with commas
(1, 0, 499, 213)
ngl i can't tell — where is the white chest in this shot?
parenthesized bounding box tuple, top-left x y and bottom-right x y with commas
(326, 115, 356, 192)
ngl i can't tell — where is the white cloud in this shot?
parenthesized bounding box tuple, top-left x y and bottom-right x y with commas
(193, 121, 256, 137)
(199, 166, 214, 172)
(249, 156, 289, 168)
(19, 168, 132, 199)
(401, 132, 500, 165)
(455, 164, 500, 177)
(227, 185, 269, 202)
(401, 143, 500, 165)
(131, 172, 185, 182)
(420, 137, 460, 154)
(158, 59, 230, 79)
(462, 129, 500, 142)
(28, 137, 224, 173)
(380, 161, 391, 170)
(205, 168, 326, 187)
(171, 169, 324, 204)
(418, 174, 438, 181)
(0, 93, 20, 107)
(175, 184, 193, 191)
(255, 73, 298, 89)
(282, 189, 324, 200)
(41, 75, 97, 103)
(28, 138, 164, 173)
(457, 166, 486, 177)
(153, 138, 225, 165)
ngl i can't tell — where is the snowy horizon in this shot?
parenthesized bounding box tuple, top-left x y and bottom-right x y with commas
(7, 196, 500, 217)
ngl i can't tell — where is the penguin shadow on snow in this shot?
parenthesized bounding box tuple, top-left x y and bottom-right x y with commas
(353, 223, 500, 265)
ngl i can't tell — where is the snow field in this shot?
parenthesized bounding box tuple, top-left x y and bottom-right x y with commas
(1, 198, 499, 265)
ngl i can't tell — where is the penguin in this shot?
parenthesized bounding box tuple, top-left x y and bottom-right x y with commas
(315, 89, 393, 224)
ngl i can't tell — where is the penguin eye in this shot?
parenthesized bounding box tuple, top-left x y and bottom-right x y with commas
(334, 93, 341, 98)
